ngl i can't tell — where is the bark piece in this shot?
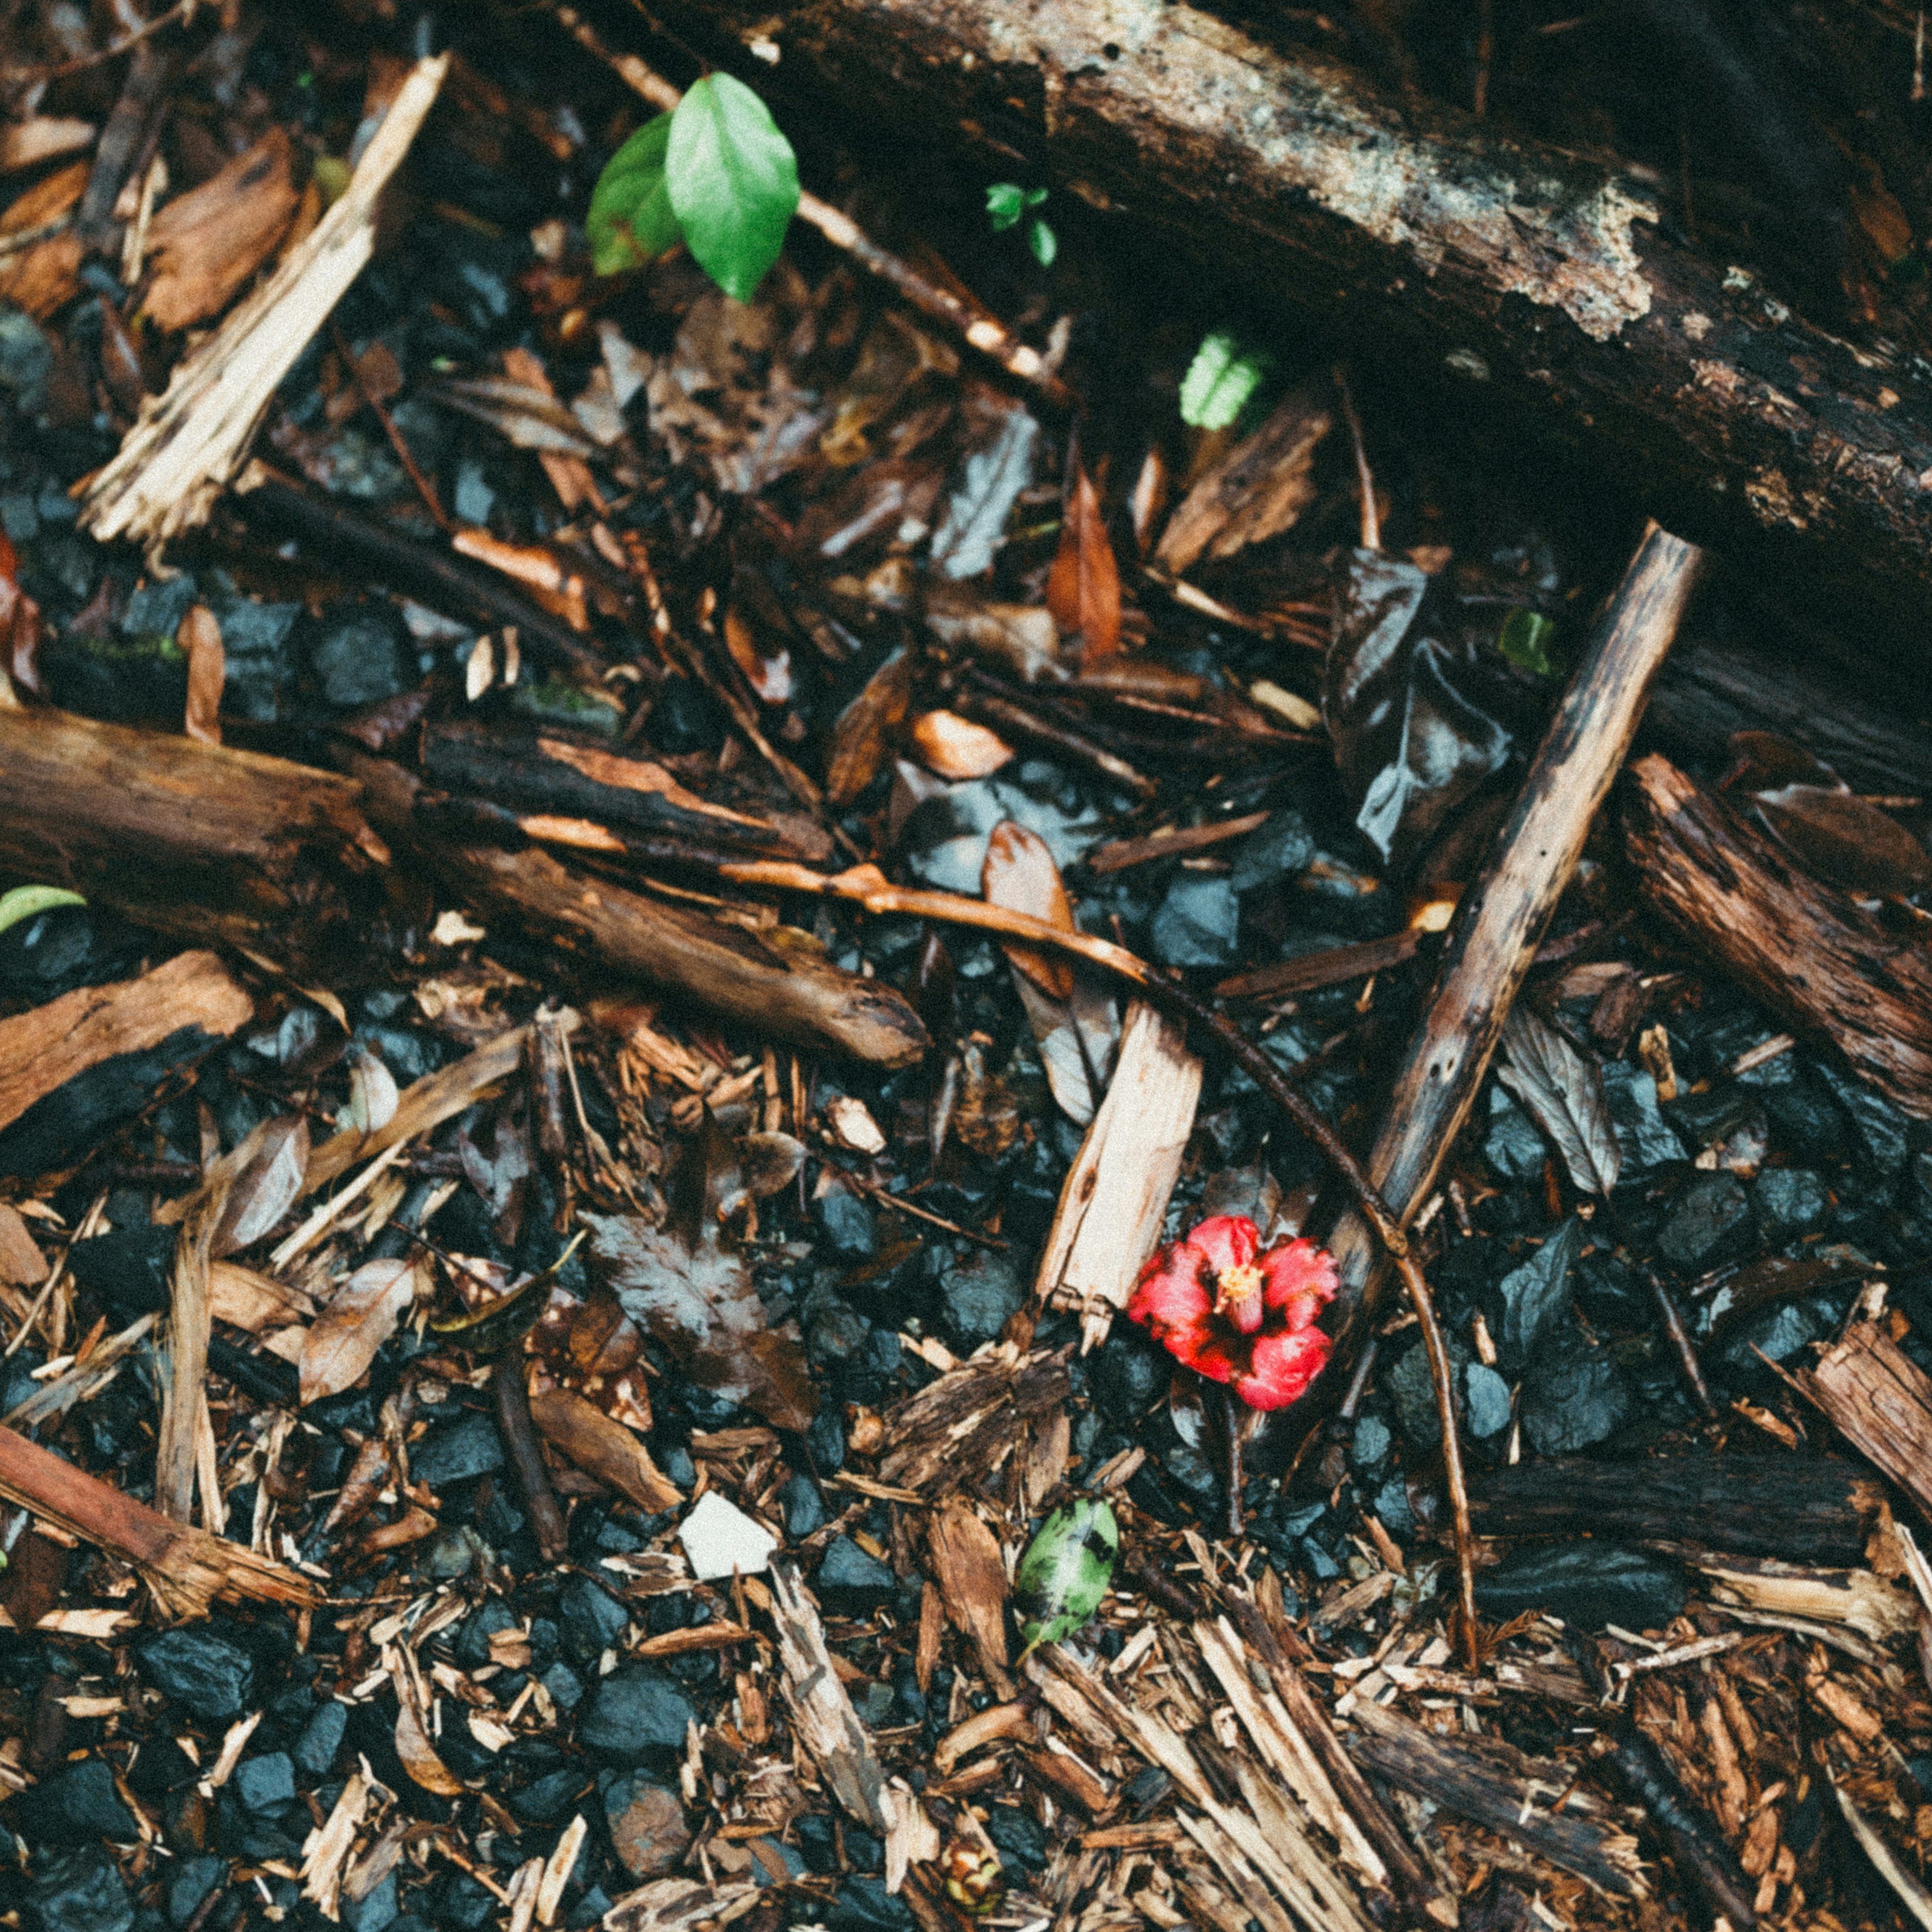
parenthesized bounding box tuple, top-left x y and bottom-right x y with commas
(1787, 1321, 1932, 1524)
(1324, 527, 1702, 1339)
(143, 126, 299, 331)
(1624, 754, 1932, 1118)
(879, 1347, 1072, 1498)
(925, 1502, 1014, 1697)
(1216, 930, 1419, 1001)
(528, 1386, 682, 1513)
(1155, 391, 1331, 576)
(1347, 1700, 1645, 1897)
(674, 0, 1932, 632)
(1468, 1454, 1880, 1565)
(0, 951, 253, 1173)
(0, 1421, 315, 1618)
(81, 56, 449, 544)
(1031, 999, 1202, 1350)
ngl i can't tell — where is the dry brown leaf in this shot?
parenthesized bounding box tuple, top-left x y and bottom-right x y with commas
(181, 603, 224, 746)
(982, 820, 1076, 1000)
(392, 1663, 466, 1796)
(910, 709, 1012, 780)
(209, 1261, 317, 1334)
(528, 1386, 682, 1513)
(1046, 460, 1120, 661)
(145, 127, 300, 332)
(0, 1203, 46, 1285)
(825, 647, 914, 807)
(0, 119, 94, 175)
(299, 1259, 418, 1406)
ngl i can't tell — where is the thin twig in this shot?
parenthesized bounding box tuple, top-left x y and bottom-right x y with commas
(549, 3, 1072, 406)
(3, 0, 193, 82)
(1334, 365, 1379, 551)
(492, 1356, 570, 1561)
(329, 321, 451, 531)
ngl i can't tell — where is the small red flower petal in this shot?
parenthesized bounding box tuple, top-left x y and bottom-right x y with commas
(1127, 1236, 1218, 1371)
(1188, 1215, 1259, 1280)
(1234, 1325, 1331, 1411)
(1259, 1237, 1340, 1330)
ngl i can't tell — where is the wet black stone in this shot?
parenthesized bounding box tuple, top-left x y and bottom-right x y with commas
(293, 1699, 347, 1777)
(1092, 1328, 1170, 1424)
(935, 1249, 1024, 1350)
(828, 1877, 917, 1932)
(575, 1668, 696, 1766)
(1387, 1334, 1471, 1445)
(26, 1844, 134, 1932)
(0, 906, 147, 1003)
(542, 1662, 585, 1712)
(511, 1767, 588, 1825)
(1755, 1168, 1829, 1238)
(1484, 1087, 1548, 1183)
(1151, 875, 1240, 967)
(815, 1535, 898, 1613)
(1519, 1330, 1634, 1455)
(646, 674, 726, 754)
(1764, 1073, 1847, 1165)
(213, 594, 302, 724)
(342, 1872, 399, 1932)
(231, 1753, 294, 1814)
(166, 1856, 223, 1928)
(1350, 1413, 1392, 1472)
(807, 1403, 846, 1475)
(432, 1871, 501, 1930)
(1230, 810, 1315, 893)
(804, 1289, 872, 1370)
(455, 1601, 519, 1669)
(1818, 1064, 1910, 1175)
(411, 1412, 505, 1487)
(777, 1472, 826, 1539)
(1573, 1248, 1650, 1328)
(65, 1223, 175, 1317)
(1599, 1061, 1686, 1173)
(1495, 1220, 1581, 1363)
(1464, 1363, 1513, 1439)
(797, 1812, 838, 1875)
(984, 1800, 1050, 1871)
(128, 1738, 199, 1797)
(307, 599, 412, 708)
(813, 1182, 876, 1260)
(138, 1629, 256, 1721)
(558, 1577, 629, 1662)
(11, 1758, 136, 1845)
(1474, 1542, 1686, 1632)
(1657, 1173, 1754, 1271)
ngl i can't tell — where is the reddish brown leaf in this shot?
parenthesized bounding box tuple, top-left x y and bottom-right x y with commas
(393, 1680, 466, 1795)
(181, 604, 225, 746)
(824, 647, 914, 807)
(1046, 461, 1120, 661)
(144, 127, 300, 333)
(982, 820, 1076, 1000)
(724, 602, 793, 705)
(300, 1259, 419, 1406)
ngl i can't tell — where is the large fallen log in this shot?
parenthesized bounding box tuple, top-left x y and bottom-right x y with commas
(665, 0, 1932, 632)
(0, 709, 926, 1067)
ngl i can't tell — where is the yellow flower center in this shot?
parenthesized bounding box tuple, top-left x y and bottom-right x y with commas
(1214, 1262, 1264, 1317)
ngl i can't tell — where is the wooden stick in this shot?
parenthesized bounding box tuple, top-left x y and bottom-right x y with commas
(1322, 525, 1705, 1337)
(1623, 753, 1932, 1118)
(549, 6, 1071, 409)
(0, 1423, 316, 1617)
(493, 1358, 569, 1562)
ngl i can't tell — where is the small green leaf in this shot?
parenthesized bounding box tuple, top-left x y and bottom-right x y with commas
(1499, 608, 1559, 677)
(588, 112, 681, 277)
(986, 183, 1026, 231)
(666, 73, 799, 304)
(1027, 217, 1057, 268)
(1014, 1497, 1118, 1654)
(0, 886, 85, 936)
(1180, 330, 1269, 431)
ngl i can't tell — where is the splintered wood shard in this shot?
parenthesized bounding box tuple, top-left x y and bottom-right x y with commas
(1032, 999, 1203, 1350)
(80, 55, 448, 545)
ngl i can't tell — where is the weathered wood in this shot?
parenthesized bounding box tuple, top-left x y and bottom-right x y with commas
(1624, 753, 1932, 1118)
(1787, 1321, 1932, 1526)
(667, 0, 1932, 632)
(1467, 1455, 1880, 1566)
(1031, 998, 1203, 1349)
(1325, 527, 1702, 1338)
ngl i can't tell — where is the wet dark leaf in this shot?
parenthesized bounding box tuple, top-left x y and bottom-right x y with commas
(1496, 1006, 1622, 1196)
(825, 645, 914, 807)
(210, 1114, 309, 1258)
(916, 930, 957, 1042)
(583, 1210, 816, 1431)
(430, 1267, 554, 1358)
(1323, 549, 1512, 868)
(666, 1107, 743, 1248)
(736, 1131, 806, 1204)
(1046, 460, 1120, 660)
(1751, 784, 1932, 897)
(929, 383, 1040, 580)
(1496, 1217, 1583, 1361)
(1014, 1497, 1118, 1653)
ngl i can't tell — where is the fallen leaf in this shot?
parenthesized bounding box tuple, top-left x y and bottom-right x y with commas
(394, 1683, 466, 1795)
(584, 1210, 815, 1432)
(1155, 389, 1330, 575)
(1752, 783, 1932, 898)
(1014, 1498, 1117, 1653)
(211, 1113, 310, 1258)
(825, 1095, 886, 1155)
(209, 1261, 316, 1334)
(1046, 459, 1120, 660)
(0, 1203, 45, 1285)
(824, 645, 914, 807)
(529, 1385, 682, 1513)
(911, 709, 1013, 780)
(724, 601, 793, 704)
(1496, 1006, 1621, 1197)
(145, 127, 299, 332)
(982, 820, 1075, 1000)
(300, 1259, 418, 1406)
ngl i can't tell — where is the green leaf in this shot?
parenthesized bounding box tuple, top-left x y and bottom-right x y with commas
(1499, 608, 1559, 677)
(1027, 217, 1057, 268)
(986, 183, 1026, 231)
(0, 886, 84, 936)
(666, 73, 799, 304)
(588, 112, 682, 277)
(1180, 330, 1269, 431)
(1014, 1497, 1118, 1654)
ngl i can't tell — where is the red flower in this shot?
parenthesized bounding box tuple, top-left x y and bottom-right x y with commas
(1126, 1215, 1337, 1411)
